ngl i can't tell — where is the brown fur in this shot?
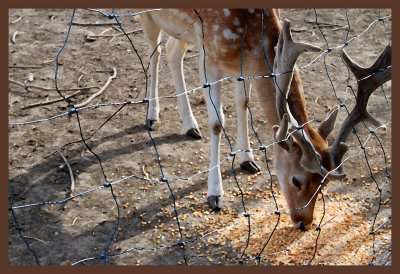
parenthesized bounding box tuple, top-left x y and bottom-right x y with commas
(213, 122, 222, 135)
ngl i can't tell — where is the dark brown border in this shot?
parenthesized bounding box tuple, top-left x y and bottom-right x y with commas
(1, 0, 398, 8)
(2, 0, 397, 274)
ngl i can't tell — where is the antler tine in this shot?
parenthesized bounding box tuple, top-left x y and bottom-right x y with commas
(273, 19, 321, 121)
(330, 45, 392, 170)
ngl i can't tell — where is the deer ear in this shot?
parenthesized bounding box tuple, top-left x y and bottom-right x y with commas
(273, 113, 293, 151)
(295, 42, 321, 53)
(318, 107, 339, 141)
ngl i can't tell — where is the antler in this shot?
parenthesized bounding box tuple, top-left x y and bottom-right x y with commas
(273, 19, 321, 120)
(272, 19, 345, 180)
(272, 19, 320, 148)
(330, 45, 392, 172)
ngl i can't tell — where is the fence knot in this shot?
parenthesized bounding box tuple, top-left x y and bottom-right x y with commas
(237, 76, 244, 81)
(274, 211, 281, 216)
(103, 182, 111, 188)
(67, 107, 77, 117)
(237, 260, 244, 265)
(339, 102, 346, 108)
(315, 226, 321, 231)
(229, 151, 236, 157)
(108, 13, 115, 19)
(259, 145, 266, 152)
(326, 47, 333, 53)
(97, 252, 107, 259)
(160, 177, 168, 183)
(202, 83, 211, 88)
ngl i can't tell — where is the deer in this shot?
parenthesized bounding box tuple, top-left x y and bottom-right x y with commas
(139, 9, 391, 230)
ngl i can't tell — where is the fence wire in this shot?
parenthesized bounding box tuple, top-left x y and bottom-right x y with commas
(8, 8, 391, 266)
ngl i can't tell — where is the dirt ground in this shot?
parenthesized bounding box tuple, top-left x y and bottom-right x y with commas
(8, 9, 392, 265)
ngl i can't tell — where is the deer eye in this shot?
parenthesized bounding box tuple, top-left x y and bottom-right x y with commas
(292, 177, 302, 189)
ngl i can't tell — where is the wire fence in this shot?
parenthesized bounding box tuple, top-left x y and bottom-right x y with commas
(8, 8, 392, 266)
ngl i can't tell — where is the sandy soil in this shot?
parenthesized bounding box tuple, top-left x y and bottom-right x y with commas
(8, 8, 392, 265)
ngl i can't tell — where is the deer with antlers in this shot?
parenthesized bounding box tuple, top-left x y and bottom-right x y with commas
(140, 9, 391, 230)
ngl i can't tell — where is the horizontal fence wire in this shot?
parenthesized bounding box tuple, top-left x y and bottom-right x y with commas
(8, 8, 391, 266)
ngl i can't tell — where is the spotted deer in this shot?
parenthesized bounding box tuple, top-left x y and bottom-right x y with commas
(139, 9, 391, 230)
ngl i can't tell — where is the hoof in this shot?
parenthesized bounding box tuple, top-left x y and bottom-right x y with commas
(207, 196, 222, 212)
(186, 128, 202, 140)
(240, 161, 260, 174)
(146, 119, 157, 131)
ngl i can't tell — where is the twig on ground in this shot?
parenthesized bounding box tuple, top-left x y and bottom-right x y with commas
(9, 78, 98, 93)
(74, 68, 117, 108)
(11, 15, 23, 24)
(142, 165, 149, 179)
(59, 151, 75, 194)
(43, 59, 55, 65)
(21, 88, 97, 109)
(71, 22, 119, 26)
(23, 236, 47, 244)
(9, 79, 26, 88)
(86, 28, 143, 40)
(291, 27, 309, 32)
(112, 26, 122, 32)
(99, 28, 113, 35)
(305, 19, 348, 29)
(58, 151, 75, 211)
(11, 31, 24, 44)
(9, 65, 43, 69)
(333, 25, 350, 31)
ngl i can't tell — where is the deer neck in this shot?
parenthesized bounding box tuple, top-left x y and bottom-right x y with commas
(288, 70, 328, 153)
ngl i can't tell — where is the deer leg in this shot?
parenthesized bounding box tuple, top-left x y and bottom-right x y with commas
(199, 55, 224, 211)
(165, 37, 202, 139)
(234, 81, 260, 173)
(139, 15, 162, 131)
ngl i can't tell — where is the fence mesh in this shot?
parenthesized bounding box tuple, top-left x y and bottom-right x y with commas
(8, 8, 391, 265)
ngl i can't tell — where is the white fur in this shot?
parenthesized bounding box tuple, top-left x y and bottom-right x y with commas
(223, 9, 231, 17)
(222, 28, 240, 40)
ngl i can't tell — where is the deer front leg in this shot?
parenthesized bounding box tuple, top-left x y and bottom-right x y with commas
(234, 81, 260, 173)
(139, 14, 162, 130)
(165, 37, 202, 139)
(199, 57, 224, 211)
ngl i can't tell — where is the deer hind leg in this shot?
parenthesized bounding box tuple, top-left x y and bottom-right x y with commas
(139, 14, 162, 130)
(165, 37, 202, 139)
(234, 81, 260, 173)
(199, 54, 224, 211)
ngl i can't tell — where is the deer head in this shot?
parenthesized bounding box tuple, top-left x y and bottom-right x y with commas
(271, 19, 391, 230)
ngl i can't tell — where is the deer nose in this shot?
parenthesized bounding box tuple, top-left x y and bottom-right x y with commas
(294, 221, 310, 231)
